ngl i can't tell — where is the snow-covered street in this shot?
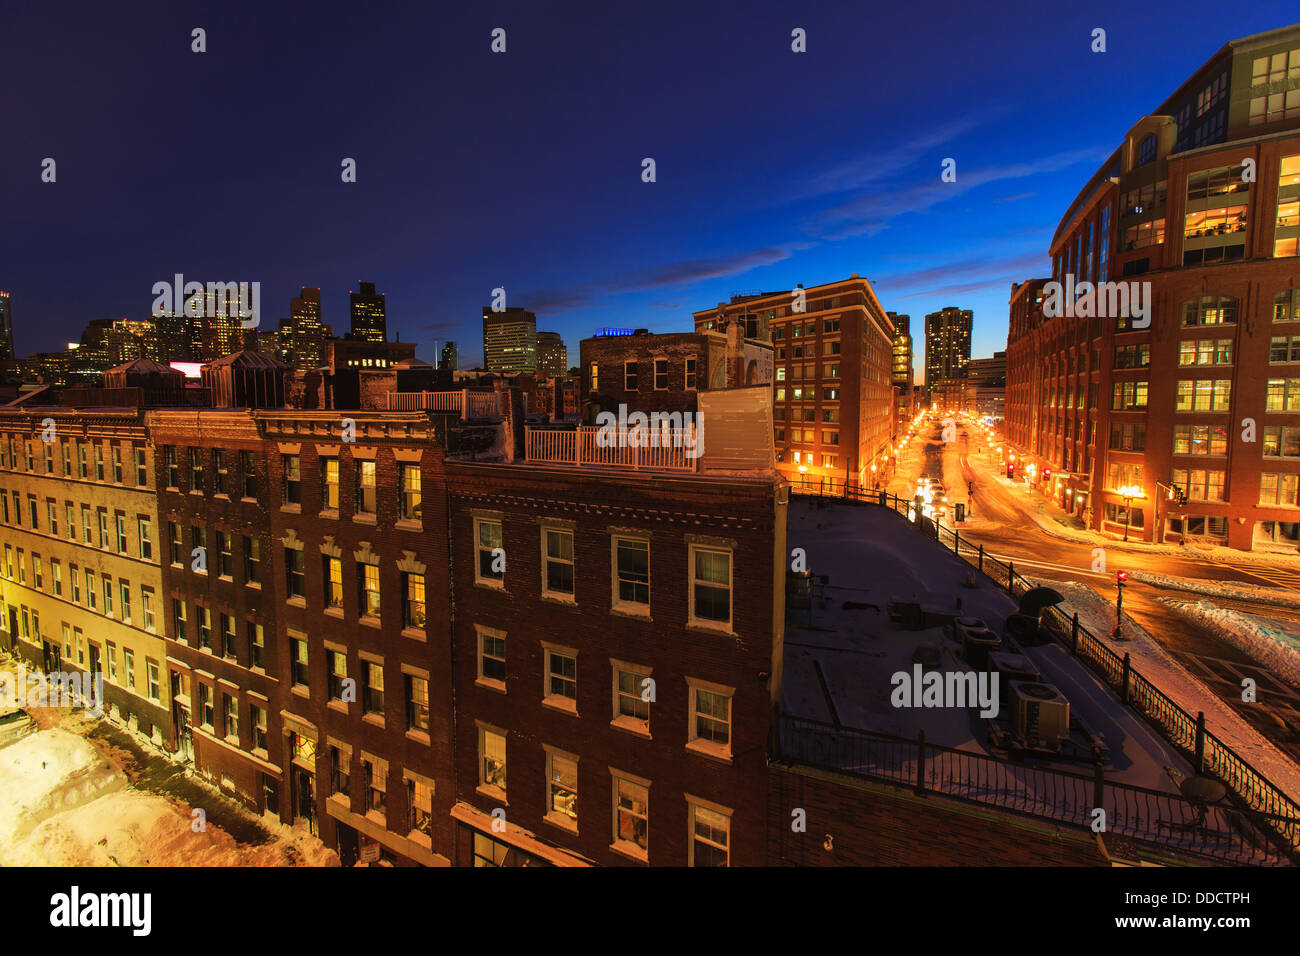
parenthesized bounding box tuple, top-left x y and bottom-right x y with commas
(0, 655, 338, 867)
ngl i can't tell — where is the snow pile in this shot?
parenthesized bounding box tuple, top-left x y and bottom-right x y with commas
(1131, 571, 1300, 609)
(0, 729, 126, 847)
(1161, 599, 1300, 692)
(2, 789, 339, 867)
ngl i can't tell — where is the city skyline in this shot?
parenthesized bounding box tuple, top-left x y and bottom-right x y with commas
(8, 1, 1299, 374)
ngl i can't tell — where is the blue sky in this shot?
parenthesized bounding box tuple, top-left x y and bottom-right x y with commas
(4, 0, 1299, 378)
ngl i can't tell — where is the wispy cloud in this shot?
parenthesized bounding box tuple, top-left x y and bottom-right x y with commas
(518, 245, 808, 314)
(873, 251, 1048, 292)
(794, 113, 994, 199)
(993, 192, 1036, 204)
(808, 146, 1108, 239)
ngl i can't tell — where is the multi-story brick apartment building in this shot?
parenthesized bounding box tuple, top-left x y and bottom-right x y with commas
(443, 402, 787, 866)
(692, 276, 896, 493)
(148, 406, 286, 818)
(579, 327, 774, 420)
(1005, 23, 1300, 550)
(0, 385, 171, 744)
(261, 408, 456, 866)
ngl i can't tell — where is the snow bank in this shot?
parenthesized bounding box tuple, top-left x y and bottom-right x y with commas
(1160, 599, 1300, 692)
(1131, 571, 1300, 609)
(2, 789, 339, 867)
(0, 729, 126, 847)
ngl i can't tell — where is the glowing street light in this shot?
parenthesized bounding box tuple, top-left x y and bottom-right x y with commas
(1118, 484, 1146, 542)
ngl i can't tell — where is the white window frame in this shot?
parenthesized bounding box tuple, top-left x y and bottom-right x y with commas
(540, 525, 575, 602)
(686, 676, 734, 761)
(542, 745, 579, 832)
(473, 516, 504, 588)
(610, 534, 650, 614)
(687, 543, 732, 630)
(541, 641, 579, 714)
(476, 625, 506, 692)
(686, 795, 732, 867)
(610, 769, 650, 861)
(477, 722, 507, 798)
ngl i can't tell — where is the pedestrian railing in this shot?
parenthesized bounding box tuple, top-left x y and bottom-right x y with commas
(776, 715, 1297, 865)
(789, 484, 1300, 857)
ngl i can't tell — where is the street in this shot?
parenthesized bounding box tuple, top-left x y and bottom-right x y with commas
(889, 414, 1300, 763)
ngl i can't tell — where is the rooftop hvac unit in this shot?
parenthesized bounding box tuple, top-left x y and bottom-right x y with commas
(988, 651, 1040, 684)
(954, 617, 1000, 669)
(1009, 681, 1070, 749)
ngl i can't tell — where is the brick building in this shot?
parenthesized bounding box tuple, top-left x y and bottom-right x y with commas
(0, 402, 172, 745)
(444, 456, 787, 866)
(579, 328, 773, 421)
(149, 409, 286, 816)
(692, 276, 896, 493)
(1005, 23, 1300, 550)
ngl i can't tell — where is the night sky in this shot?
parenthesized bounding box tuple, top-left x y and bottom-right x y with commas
(4, 0, 1298, 374)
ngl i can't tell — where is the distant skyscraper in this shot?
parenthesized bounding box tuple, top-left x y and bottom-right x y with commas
(290, 287, 326, 370)
(482, 306, 537, 375)
(349, 281, 387, 342)
(924, 306, 973, 394)
(888, 311, 914, 427)
(0, 290, 13, 363)
(536, 331, 567, 378)
(440, 341, 459, 372)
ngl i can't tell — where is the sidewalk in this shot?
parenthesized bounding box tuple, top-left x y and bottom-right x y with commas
(966, 441, 1300, 569)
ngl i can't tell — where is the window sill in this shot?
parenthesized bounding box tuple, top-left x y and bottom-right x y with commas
(475, 578, 506, 592)
(327, 699, 349, 715)
(280, 504, 302, 514)
(214, 494, 230, 502)
(352, 513, 378, 525)
(402, 626, 427, 642)
(611, 604, 651, 621)
(287, 597, 306, 608)
(291, 686, 310, 699)
(252, 747, 269, 762)
(245, 581, 261, 591)
(476, 784, 507, 805)
(365, 810, 386, 827)
(540, 593, 577, 608)
(395, 519, 422, 533)
(320, 509, 339, 521)
(362, 712, 386, 730)
(609, 841, 649, 865)
(610, 716, 651, 739)
(405, 729, 431, 746)
(686, 739, 733, 765)
(686, 619, 735, 638)
(408, 829, 433, 850)
(325, 606, 344, 620)
(476, 677, 506, 694)
(359, 615, 382, 630)
(542, 696, 579, 717)
(542, 811, 579, 835)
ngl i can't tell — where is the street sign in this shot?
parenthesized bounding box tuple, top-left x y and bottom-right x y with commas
(359, 844, 380, 864)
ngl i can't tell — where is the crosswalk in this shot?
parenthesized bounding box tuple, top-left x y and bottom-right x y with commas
(1218, 563, 1300, 592)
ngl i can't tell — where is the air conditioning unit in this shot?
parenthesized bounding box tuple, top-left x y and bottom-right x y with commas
(955, 617, 1000, 669)
(1009, 681, 1070, 749)
(989, 651, 1040, 684)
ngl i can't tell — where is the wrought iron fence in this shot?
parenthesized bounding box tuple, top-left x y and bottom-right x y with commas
(788, 485, 1300, 858)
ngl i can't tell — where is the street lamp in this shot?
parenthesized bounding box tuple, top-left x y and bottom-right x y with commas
(1118, 484, 1146, 542)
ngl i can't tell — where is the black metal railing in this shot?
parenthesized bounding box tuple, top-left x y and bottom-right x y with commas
(777, 714, 1297, 865)
(788, 484, 1300, 858)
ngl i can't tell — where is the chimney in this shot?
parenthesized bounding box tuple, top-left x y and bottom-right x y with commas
(726, 320, 744, 389)
(496, 380, 526, 460)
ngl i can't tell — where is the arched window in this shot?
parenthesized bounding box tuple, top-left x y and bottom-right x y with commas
(1182, 294, 1237, 327)
(1136, 133, 1157, 167)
